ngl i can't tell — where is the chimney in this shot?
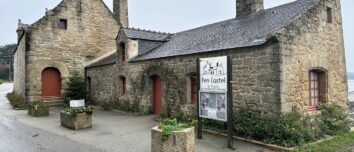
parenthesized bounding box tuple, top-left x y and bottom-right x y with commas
(236, 0, 264, 19)
(113, 0, 129, 27)
(17, 19, 24, 41)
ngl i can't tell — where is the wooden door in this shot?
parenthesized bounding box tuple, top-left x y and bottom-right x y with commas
(41, 68, 61, 97)
(87, 77, 92, 100)
(152, 75, 162, 114)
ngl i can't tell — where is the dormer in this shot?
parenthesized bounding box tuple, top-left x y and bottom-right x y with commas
(116, 27, 173, 61)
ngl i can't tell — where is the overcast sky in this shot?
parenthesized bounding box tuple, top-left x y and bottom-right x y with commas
(0, 0, 352, 72)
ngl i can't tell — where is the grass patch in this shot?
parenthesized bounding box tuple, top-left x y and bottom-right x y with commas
(6, 92, 27, 109)
(293, 131, 354, 152)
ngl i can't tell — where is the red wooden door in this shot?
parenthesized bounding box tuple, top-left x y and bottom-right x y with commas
(41, 68, 61, 97)
(152, 75, 162, 114)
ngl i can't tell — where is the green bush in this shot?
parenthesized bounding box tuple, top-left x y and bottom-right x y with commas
(6, 92, 26, 109)
(63, 106, 94, 117)
(64, 72, 86, 100)
(234, 109, 315, 147)
(317, 104, 350, 135)
(234, 105, 349, 148)
(159, 118, 187, 141)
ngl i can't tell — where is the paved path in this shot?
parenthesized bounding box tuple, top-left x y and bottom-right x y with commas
(0, 83, 267, 152)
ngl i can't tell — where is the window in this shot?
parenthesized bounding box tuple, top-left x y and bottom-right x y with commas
(120, 76, 126, 96)
(309, 71, 320, 110)
(190, 77, 197, 104)
(327, 7, 332, 23)
(120, 43, 126, 63)
(58, 19, 67, 29)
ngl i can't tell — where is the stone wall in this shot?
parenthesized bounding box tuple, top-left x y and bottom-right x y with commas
(86, 63, 117, 102)
(21, 0, 119, 102)
(89, 37, 281, 116)
(13, 35, 26, 99)
(277, 0, 348, 112)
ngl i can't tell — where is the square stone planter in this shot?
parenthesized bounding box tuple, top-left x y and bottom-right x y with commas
(28, 104, 49, 117)
(60, 111, 92, 130)
(151, 126, 195, 152)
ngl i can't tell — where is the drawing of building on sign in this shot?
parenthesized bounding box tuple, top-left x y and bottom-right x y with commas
(202, 61, 225, 76)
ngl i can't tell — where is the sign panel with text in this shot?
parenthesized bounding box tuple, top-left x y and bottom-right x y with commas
(199, 56, 228, 122)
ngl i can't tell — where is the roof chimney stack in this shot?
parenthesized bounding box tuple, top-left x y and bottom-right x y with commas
(113, 0, 129, 27)
(236, 0, 264, 19)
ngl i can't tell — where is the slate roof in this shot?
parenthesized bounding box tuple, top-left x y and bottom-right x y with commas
(121, 28, 172, 41)
(86, 51, 116, 68)
(138, 40, 165, 55)
(130, 0, 315, 61)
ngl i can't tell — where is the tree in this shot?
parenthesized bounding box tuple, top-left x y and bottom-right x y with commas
(0, 43, 16, 81)
(64, 72, 86, 100)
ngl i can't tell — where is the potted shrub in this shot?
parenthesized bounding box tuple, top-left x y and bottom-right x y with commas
(28, 101, 49, 117)
(151, 118, 195, 152)
(60, 106, 93, 130)
(64, 72, 86, 106)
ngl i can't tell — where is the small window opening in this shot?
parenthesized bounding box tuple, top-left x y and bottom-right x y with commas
(120, 76, 126, 96)
(58, 19, 67, 29)
(327, 7, 332, 23)
(190, 77, 197, 104)
(120, 43, 126, 63)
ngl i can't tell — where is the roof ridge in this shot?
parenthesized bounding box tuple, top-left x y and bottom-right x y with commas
(123, 26, 174, 35)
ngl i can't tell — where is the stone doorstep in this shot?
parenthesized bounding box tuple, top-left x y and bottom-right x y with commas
(202, 129, 336, 152)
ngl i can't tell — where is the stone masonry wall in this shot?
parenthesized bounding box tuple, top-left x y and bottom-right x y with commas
(90, 36, 281, 116)
(86, 64, 117, 102)
(277, 0, 348, 112)
(13, 35, 26, 99)
(23, 0, 118, 102)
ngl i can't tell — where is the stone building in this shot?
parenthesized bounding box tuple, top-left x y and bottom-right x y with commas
(87, 0, 348, 116)
(13, 0, 128, 104)
(14, 0, 348, 116)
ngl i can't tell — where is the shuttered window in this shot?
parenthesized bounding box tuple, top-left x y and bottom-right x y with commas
(309, 71, 320, 110)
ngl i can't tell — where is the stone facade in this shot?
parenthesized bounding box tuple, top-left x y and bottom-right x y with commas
(86, 63, 117, 102)
(86, 0, 348, 117)
(276, 0, 348, 112)
(13, 0, 122, 102)
(87, 37, 281, 115)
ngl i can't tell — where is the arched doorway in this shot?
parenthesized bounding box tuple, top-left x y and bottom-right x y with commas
(151, 75, 162, 115)
(41, 68, 61, 97)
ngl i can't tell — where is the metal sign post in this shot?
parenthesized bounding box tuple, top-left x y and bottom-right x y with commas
(196, 56, 233, 149)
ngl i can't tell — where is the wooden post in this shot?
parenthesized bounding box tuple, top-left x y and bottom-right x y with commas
(196, 58, 202, 139)
(227, 56, 234, 149)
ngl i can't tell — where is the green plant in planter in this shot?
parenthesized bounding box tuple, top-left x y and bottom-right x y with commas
(63, 106, 94, 117)
(64, 72, 86, 100)
(159, 118, 187, 141)
(28, 101, 49, 117)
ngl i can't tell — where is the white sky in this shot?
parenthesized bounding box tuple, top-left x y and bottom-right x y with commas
(0, 0, 352, 72)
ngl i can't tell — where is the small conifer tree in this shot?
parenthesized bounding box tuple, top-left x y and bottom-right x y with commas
(65, 72, 86, 100)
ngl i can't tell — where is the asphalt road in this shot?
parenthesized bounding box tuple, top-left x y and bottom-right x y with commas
(0, 83, 101, 152)
(0, 113, 101, 152)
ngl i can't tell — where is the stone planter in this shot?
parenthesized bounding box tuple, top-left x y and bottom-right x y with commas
(28, 104, 49, 117)
(60, 111, 92, 130)
(151, 126, 195, 152)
